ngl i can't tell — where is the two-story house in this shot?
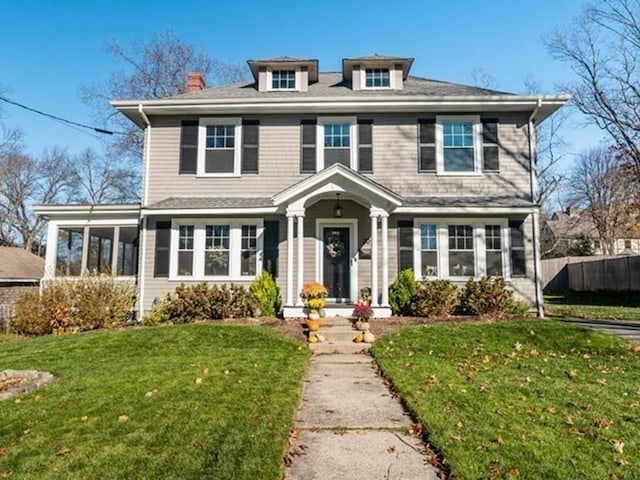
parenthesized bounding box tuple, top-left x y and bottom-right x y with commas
(35, 55, 568, 318)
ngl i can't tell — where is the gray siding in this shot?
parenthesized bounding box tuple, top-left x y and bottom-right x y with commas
(145, 113, 533, 205)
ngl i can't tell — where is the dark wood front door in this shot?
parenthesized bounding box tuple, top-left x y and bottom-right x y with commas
(323, 227, 350, 301)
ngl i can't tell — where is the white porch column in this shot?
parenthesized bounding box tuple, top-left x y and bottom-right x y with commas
(44, 220, 58, 279)
(370, 212, 379, 307)
(286, 213, 294, 306)
(296, 213, 305, 306)
(381, 213, 389, 307)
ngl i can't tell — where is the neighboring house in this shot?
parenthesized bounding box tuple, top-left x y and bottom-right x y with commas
(34, 55, 568, 318)
(542, 206, 640, 256)
(0, 246, 45, 329)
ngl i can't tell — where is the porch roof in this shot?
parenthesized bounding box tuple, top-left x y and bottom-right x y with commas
(272, 163, 402, 212)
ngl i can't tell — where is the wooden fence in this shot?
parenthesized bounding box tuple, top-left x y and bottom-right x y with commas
(542, 255, 640, 292)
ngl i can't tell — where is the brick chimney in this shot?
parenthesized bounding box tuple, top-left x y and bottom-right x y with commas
(187, 72, 205, 92)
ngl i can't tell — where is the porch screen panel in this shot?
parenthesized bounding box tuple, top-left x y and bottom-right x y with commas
(56, 227, 84, 276)
(87, 227, 114, 274)
(154, 221, 171, 278)
(263, 220, 279, 277)
(179, 120, 198, 174)
(397, 220, 414, 272)
(301, 119, 317, 173)
(118, 226, 139, 276)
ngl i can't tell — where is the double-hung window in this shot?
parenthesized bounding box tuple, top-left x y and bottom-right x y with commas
(318, 117, 357, 169)
(420, 224, 438, 277)
(364, 68, 390, 88)
(272, 70, 296, 89)
(198, 118, 242, 176)
(436, 116, 481, 174)
(448, 225, 475, 277)
(485, 225, 503, 276)
(172, 220, 263, 280)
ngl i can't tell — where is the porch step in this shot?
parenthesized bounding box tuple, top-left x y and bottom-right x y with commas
(310, 340, 371, 355)
(319, 316, 354, 327)
(315, 324, 362, 343)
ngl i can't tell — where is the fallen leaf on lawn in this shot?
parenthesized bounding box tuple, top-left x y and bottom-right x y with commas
(482, 355, 491, 364)
(596, 378, 607, 385)
(569, 428, 586, 437)
(0, 448, 8, 457)
(592, 417, 613, 429)
(452, 435, 465, 442)
(566, 370, 577, 379)
(81, 416, 88, 422)
(570, 457, 578, 465)
(612, 440, 624, 453)
(456, 421, 464, 428)
(546, 406, 557, 414)
(203, 368, 209, 374)
(145, 389, 159, 398)
(565, 415, 574, 425)
(195, 378, 203, 385)
(118, 415, 129, 423)
(617, 458, 629, 466)
(223, 370, 230, 375)
(497, 434, 504, 445)
(514, 342, 523, 351)
(14, 399, 20, 404)
(56, 446, 69, 456)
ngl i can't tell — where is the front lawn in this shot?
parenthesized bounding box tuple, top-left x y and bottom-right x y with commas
(545, 292, 640, 321)
(0, 324, 310, 479)
(372, 321, 640, 479)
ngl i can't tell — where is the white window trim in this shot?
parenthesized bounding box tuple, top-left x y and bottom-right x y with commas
(170, 218, 263, 281)
(360, 67, 395, 90)
(317, 116, 358, 171)
(436, 115, 483, 176)
(414, 218, 510, 281)
(266, 67, 300, 91)
(197, 117, 242, 178)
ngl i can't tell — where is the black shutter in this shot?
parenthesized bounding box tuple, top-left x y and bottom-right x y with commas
(242, 119, 259, 174)
(358, 119, 373, 173)
(301, 119, 317, 173)
(154, 221, 171, 278)
(418, 118, 436, 172)
(482, 118, 500, 172)
(509, 220, 526, 276)
(397, 220, 414, 272)
(263, 220, 280, 277)
(179, 120, 198, 174)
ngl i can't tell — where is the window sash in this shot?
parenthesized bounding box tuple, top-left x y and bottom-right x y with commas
(272, 70, 296, 89)
(324, 124, 350, 148)
(437, 116, 480, 174)
(365, 68, 390, 87)
(205, 125, 235, 149)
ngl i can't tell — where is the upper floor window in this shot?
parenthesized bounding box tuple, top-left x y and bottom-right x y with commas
(318, 117, 357, 169)
(365, 68, 390, 88)
(436, 116, 482, 175)
(272, 70, 296, 89)
(198, 118, 242, 176)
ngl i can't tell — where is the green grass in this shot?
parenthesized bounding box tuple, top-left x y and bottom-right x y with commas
(371, 321, 640, 479)
(0, 324, 310, 479)
(545, 292, 640, 321)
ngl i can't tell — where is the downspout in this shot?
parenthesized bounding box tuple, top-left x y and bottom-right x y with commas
(528, 98, 544, 318)
(137, 104, 151, 321)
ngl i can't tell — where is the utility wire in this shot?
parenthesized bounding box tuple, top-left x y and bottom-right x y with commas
(0, 95, 128, 135)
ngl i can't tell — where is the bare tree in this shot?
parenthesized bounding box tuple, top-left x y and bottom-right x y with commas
(522, 77, 570, 206)
(0, 147, 75, 251)
(546, 0, 640, 175)
(81, 29, 248, 161)
(469, 67, 499, 90)
(568, 145, 636, 254)
(70, 148, 138, 204)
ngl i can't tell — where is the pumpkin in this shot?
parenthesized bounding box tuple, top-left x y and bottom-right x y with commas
(308, 334, 319, 343)
(315, 334, 325, 343)
(363, 331, 376, 343)
(353, 333, 364, 343)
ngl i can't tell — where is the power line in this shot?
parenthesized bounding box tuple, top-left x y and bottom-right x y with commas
(0, 95, 128, 136)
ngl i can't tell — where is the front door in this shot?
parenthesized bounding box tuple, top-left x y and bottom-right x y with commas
(323, 227, 350, 301)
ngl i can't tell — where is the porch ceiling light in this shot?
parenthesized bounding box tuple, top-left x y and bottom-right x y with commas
(334, 193, 343, 218)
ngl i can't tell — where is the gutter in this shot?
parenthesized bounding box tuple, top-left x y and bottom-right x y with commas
(137, 104, 151, 322)
(528, 98, 544, 318)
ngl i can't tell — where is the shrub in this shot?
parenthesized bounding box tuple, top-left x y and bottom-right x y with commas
(389, 269, 418, 316)
(412, 280, 459, 317)
(145, 282, 254, 324)
(249, 271, 282, 317)
(459, 276, 515, 318)
(510, 300, 532, 317)
(10, 277, 136, 336)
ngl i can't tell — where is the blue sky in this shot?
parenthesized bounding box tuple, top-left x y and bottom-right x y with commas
(1, 0, 603, 164)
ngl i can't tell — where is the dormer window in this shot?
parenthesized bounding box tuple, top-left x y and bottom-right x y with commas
(365, 68, 390, 88)
(272, 70, 296, 89)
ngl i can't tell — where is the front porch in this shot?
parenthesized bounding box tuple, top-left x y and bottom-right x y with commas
(273, 164, 401, 318)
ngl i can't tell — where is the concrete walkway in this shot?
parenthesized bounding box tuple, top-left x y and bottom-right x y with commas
(286, 319, 440, 480)
(560, 318, 640, 342)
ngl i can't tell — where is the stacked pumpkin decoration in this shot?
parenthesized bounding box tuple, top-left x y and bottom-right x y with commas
(352, 299, 376, 344)
(300, 281, 328, 343)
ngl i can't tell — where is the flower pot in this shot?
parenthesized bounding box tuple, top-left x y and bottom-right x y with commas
(306, 318, 322, 332)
